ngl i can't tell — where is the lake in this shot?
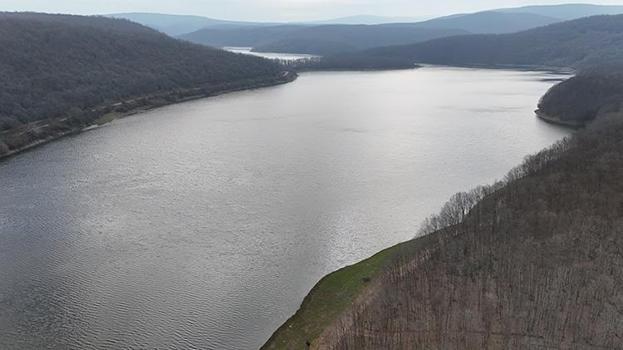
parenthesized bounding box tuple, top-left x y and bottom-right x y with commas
(225, 47, 319, 61)
(0, 67, 570, 349)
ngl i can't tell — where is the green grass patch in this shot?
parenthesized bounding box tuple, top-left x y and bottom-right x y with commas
(261, 232, 439, 349)
(261, 245, 400, 349)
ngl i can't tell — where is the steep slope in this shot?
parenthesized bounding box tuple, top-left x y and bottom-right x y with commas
(314, 108, 623, 349)
(264, 75, 623, 349)
(538, 69, 623, 125)
(0, 13, 290, 158)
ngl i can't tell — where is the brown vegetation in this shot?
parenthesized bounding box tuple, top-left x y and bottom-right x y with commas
(310, 106, 623, 349)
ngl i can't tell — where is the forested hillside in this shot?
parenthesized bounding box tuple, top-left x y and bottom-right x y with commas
(264, 16, 623, 347)
(383, 14, 623, 68)
(538, 69, 623, 125)
(315, 107, 623, 349)
(0, 13, 290, 158)
(312, 15, 623, 72)
(264, 76, 623, 349)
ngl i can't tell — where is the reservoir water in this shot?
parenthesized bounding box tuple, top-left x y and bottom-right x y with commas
(0, 67, 570, 349)
(224, 47, 319, 61)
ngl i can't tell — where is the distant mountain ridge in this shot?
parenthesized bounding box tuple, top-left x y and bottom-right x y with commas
(310, 15, 424, 25)
(179, 11, 559, 55)
(173, 3, 623, 56)
(108, 13, 427, 36)
(114, 4, 623, 37)
(108, 13, 274, 36)
(197, 25, 467, 56)
(256, 27, 469, 55)
(177, 12, 559, 54)
(397, 10, 560, 34)
(498, 3, 623, 20)
(358, 14, 623, 69)
(179, 25, 304, 48)
(301, 14, 623, 79)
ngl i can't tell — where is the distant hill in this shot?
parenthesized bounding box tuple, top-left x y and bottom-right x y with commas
(178, 11, 564, 55)
(538, 69, 623, 124)
(498, 3, 623, 20)
(108, 13, 271, 36)
(387, 4, 623, 34)
(252, 25, 467, 55)
(109, 13, 427, 37)
(0, 12, 288, 157)
(114, 4, 623, 39)
(177, 7, 598, 55)
(398, 10, 560, 34)
(180, 24, 466, 55)
(349, 15, 623, 70)
(310, 15, 424, 25)
(179, 25, 304, 48)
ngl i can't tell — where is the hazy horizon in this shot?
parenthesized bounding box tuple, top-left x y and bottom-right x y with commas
(1, 1, 623, 22)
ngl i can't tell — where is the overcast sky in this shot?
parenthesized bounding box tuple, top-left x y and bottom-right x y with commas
(1, 0, 621, 21)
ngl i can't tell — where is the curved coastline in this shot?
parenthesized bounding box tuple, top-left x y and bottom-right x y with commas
(535, 109, 585, 128)
(261, 85, 580, 350)
(0, 71, 297, 162)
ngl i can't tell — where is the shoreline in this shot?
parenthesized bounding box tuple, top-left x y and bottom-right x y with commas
(535, 109, 585, 128)
(269, 108, 622, 349)
(261, 82, 578, 349)
(0, 71, 297, 162)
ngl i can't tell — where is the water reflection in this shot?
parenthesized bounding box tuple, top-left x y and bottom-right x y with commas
(0, 68, 570, 349)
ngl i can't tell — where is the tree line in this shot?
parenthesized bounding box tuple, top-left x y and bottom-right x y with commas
(315, 83, 623, 350)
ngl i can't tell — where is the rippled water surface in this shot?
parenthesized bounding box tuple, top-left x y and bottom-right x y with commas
(0, 68, 570, 349)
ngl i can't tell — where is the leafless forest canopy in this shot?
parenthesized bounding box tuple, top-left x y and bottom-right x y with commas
(313, 103, 623, 349)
